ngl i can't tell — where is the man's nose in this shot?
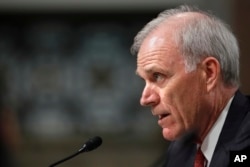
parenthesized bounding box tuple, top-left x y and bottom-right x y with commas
(140, 85, 159, 107)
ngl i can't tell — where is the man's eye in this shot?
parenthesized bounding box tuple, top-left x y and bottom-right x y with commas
(153, 72, 164, 81)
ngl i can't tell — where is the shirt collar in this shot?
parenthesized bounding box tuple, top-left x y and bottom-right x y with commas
(201, 96, 234, 167)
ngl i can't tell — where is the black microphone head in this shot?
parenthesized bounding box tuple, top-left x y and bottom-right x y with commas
(79, 136, 102, 153)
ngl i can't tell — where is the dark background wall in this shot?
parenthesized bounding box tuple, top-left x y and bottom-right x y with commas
(234, 0, 250, 94)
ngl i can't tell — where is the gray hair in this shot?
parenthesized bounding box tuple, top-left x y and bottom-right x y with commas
(131, 5, 240, 87)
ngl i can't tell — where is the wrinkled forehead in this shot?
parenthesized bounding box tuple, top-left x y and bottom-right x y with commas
(138, 26, 177, 57)
(140, 36, 169, 50)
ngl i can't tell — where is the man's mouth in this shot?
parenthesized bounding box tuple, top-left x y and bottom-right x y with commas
(159, 113, 170, 120)
(157, 113, 170, 127)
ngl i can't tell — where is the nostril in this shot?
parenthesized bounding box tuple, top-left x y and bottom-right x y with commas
(140, 95, 159, 107)
(140, 85, 160, 106)
(140, 97, 150, 106)
(140, 96, 148, 106)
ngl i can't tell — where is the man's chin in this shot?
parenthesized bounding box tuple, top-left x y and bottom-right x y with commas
(162, 128, 195, 142)
(162, 128, 178, 141)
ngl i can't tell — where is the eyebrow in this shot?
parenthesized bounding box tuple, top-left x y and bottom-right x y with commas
(135, 65, 166, 76)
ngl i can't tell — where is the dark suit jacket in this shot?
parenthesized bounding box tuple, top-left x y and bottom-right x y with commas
(162, 91, 250, 167)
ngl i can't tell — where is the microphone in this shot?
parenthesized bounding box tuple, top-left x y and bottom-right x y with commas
(49, 136, 102, 167)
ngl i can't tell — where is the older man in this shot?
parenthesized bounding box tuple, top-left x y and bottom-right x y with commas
(131, 5, 250, 167)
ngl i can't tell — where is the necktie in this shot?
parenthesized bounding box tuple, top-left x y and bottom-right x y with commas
(194, 146, 206, 167)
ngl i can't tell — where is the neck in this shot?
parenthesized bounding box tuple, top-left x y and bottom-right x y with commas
(198, 84, 237, 142)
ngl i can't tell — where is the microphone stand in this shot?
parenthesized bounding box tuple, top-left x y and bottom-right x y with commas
(49, 150, 81, 167)
(48, 136, 102, 167)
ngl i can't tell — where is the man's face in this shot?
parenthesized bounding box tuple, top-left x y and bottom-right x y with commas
(136, 31, 208, 141)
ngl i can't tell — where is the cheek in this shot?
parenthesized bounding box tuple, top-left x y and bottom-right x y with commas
(162, 77, 203, 127)
(174, 86, 202, 122)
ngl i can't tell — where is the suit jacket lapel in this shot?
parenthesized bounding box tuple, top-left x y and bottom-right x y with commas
(210, 91, 250, 167)
(163, 132, 197, 167)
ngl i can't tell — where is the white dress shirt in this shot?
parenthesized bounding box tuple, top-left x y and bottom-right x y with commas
(201, 96, 234, 167)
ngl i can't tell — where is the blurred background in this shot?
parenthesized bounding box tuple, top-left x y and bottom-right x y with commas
(0, 0, 249, 167)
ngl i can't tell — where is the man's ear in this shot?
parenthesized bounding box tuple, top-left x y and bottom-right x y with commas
(201, 57, 220, 92)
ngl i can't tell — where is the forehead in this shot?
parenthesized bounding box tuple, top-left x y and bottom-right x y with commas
(137, 27, 181, 62)
(138, 33, 176, 56)
(136, 14, 200, 74)
(138, 15, 183, 57)
(136, 35, 184, 77)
